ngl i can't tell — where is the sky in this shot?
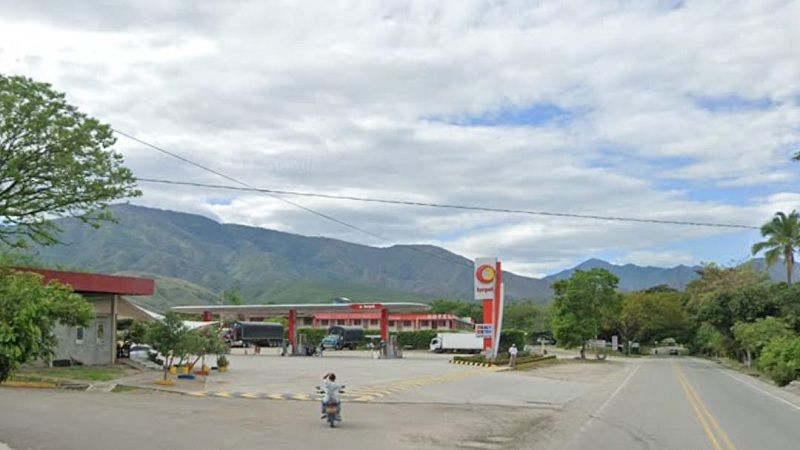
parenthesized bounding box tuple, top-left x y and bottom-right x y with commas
(1, 0, 799, 277)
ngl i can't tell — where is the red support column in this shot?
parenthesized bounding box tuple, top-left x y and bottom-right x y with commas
(493, 261, 503, 350)
(202, 310, 212, 322)
(483, 299, 493, 352)
(288, 309, 297, 354)
(380, 308, 389, 342)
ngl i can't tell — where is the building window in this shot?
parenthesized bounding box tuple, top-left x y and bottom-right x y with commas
(353, 319, 361, 325)
(76, 326, 85, 344)
(303, 317, 313, 326)
(403, 320, 412, 327)
(420, 320, 430, 327)
(96, 323, 105, 343)
(321, 320, 329, 326)
(370, 319, 378, 326)
(337, 320, 345, 325)
(388, 321, 395, 326)
(438, 320, 447, 327)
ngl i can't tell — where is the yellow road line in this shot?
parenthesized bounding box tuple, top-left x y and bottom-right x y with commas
(673, 364, 736, 450)
(676, 368, 737, 450)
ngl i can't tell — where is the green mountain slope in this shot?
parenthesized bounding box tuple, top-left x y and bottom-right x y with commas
(32, 204, 552, 306)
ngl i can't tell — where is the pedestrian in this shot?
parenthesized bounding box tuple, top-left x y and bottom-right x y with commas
(318, 342, 324, 357)
(509, 344, 518, 368)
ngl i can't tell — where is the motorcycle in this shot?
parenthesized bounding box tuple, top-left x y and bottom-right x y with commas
(316, 385, 346, 428)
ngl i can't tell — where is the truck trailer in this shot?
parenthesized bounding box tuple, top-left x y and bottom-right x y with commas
(429, 333, 483, 354)
(321, 325, 365, 350)
(229, 322, 284, 347)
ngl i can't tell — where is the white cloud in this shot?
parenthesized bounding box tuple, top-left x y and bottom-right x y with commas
(1, 0, 798, 275)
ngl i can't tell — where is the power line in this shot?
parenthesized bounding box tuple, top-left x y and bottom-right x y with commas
(134, 177, 760, 231)
(113, 129, 473, 269)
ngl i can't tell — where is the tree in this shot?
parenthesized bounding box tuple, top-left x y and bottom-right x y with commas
(429, 299, 483, 323)
(145, 312, 188, 381)
(0, 74, 140, 248)
(552, 268, 621, 359)
(752, 211, 800, 286)
(221, 289, 245, 306)
(0, 269, 93, 382)
(732, 317, 792, 367)
(504, 302, 550, 332)
(613, 292, 688, 340)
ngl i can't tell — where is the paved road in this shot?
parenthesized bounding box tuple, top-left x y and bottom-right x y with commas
(565, 357, 800, 450)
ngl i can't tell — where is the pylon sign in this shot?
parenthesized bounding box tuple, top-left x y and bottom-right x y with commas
(474, 257, 498, 300)
(475, 257, 504, 359)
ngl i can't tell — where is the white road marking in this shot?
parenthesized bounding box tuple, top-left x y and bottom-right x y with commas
(718, 369, 800, 412)
(556, 363, 642, 450)
(593, 363, 642, 418)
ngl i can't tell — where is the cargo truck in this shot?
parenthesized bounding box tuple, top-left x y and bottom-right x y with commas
(321, 325, 365, 350)
(429, 333, 483, 353)
(229, 322, 284, 347)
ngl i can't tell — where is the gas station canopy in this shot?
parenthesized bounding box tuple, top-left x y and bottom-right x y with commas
(170, 302, 430, 317)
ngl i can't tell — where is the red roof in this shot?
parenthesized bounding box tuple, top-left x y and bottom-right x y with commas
(14, 268, 155, 296)
(312, 312, 463, 321)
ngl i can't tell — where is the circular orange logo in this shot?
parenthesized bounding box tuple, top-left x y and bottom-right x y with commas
(476, 264, 496, 284)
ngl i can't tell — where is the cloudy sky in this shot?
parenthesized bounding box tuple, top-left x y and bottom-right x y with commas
(1, 0, 799, 276)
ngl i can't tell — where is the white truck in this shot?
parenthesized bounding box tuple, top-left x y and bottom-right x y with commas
(429, 333, 484, 354)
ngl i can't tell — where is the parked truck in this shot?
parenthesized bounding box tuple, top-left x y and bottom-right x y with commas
(229, 322, 284, 347)
(429, 333, 483, 353)
(321, 325, 365, 350)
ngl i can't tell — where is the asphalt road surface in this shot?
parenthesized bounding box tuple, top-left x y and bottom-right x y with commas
(2, 357, 799, 449)
(564, 357, 800, 450)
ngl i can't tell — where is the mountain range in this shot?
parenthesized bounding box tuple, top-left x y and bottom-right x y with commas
(23, 204, 765, 311)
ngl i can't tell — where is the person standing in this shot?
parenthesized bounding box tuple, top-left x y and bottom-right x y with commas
(509, 344, 518, 368)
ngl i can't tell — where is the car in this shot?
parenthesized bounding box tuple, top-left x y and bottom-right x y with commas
(129, 344, 155, 360)
(669, 348, 680, 355)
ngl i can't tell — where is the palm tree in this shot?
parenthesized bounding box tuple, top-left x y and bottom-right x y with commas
(752, 211, 800, 286)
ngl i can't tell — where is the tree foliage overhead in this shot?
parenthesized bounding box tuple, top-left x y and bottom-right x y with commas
(0, 74, 140, 248)
(752, 211, 800, 286)
(551, 268, 621, 358)
(0, 269, 93, 382)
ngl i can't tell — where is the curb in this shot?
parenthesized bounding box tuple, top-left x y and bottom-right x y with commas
(1, 380, 58, 389)
(449, 360, 493, 368)
(449, 354, 557, 369)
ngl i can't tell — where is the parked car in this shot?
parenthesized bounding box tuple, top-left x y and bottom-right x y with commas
(129, 344, 156, 360)
(669, 348, 680, 355)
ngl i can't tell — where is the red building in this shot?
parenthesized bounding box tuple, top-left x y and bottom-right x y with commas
(305, 312, 474, 332)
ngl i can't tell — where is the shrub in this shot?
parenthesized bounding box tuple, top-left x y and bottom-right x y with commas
(499, 329, 526, 353)
(396, 330, 439, 349)
(297, 328, 328, 347)
(758, 336, 800, 386)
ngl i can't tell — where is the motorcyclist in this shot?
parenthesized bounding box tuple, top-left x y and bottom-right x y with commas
(321, 373, 342, 421)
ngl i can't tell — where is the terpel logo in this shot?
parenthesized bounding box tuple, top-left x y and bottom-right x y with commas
(475, 264, 496, 284)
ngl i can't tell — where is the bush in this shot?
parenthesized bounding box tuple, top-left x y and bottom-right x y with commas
(297, 328, 328, 347)
(454, 352, 540, 365)
(499, 329, 526, 353)
(396, 330, 439, 349)
(758, 336, 800, 386)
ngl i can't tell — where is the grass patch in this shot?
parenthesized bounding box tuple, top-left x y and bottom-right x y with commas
(111, 385, 142, 393)
(15, 366, 126, 382)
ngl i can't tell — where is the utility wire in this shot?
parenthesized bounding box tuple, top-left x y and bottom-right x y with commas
(134, 177, 760, 231)
(113, 129, 473, 269)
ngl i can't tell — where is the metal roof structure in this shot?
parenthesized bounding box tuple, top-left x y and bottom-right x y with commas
(171, 302, 430, 317)
(13, 268, 155, 296)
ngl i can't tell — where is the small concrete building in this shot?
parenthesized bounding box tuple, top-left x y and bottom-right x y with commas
(19, 268, 155, 366)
